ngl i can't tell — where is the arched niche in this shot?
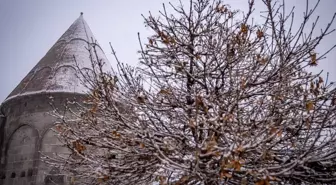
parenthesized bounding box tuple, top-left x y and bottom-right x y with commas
(4, 125, 38, 184)
(38, 127, 71, 185)
(24, 67, 53, 92)
(48, 65, 78, 92)
(79, 67, 95, 88)
(8, 70, 35, 96)
(39, 128, 71, 159)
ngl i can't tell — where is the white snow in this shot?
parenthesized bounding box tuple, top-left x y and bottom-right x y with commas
(2, 15, 112, 106)
(2, 89, 88, 105)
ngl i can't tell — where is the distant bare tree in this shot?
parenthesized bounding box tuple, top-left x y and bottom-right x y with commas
(46, 0, 336, 184)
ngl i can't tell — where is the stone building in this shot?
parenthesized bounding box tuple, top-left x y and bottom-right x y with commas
(0, 13, 111, 185)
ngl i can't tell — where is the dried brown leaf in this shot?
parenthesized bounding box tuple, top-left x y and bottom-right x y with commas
(159, 176, 167, 185)
(188, 119, 196, 129)
(175, 176, 190, 185)
(73, 140, 86, 153)
(149, 38, 154, 45)
(139, 142, 145, 149)
(319, 76, 324, 83)
(255, 179, 270, 185)
(235, 145, 245, 153)
(231, 160, 242, 171)
(306, 101, 314, 111)
(98, 175, 109, 183)
(241, 24, 248, 34)
(257, 29, 264, 39)
(159, 89, 172, 95)
(309, 52, 317, 66)
(112, 130, 121, 138)
(220, 171, 232, 179)
(137, 96, 146, 104)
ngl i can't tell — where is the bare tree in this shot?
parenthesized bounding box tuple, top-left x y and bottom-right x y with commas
(46, 0, 336, 184)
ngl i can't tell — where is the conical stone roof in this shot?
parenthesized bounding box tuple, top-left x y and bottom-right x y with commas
(4, 13, 111, 103)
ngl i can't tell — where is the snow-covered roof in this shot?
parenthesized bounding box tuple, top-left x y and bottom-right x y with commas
(3, 13, 111, 104)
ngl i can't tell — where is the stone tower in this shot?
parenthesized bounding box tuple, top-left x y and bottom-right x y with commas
(0, 13, 111, 185)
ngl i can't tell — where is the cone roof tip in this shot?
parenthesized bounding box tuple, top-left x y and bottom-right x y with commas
(3, 10, 112, 102)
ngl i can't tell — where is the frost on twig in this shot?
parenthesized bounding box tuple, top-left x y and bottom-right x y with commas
(45, 0, 336, 184)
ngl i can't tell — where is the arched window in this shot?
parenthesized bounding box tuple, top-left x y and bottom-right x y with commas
(5, 125, 37, 184)
(39, 128, 71, 184)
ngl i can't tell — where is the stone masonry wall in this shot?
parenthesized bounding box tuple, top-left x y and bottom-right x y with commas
(0, 92, 85, 185)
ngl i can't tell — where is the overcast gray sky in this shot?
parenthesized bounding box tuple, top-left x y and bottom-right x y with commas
(0, 0, 335, 102)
